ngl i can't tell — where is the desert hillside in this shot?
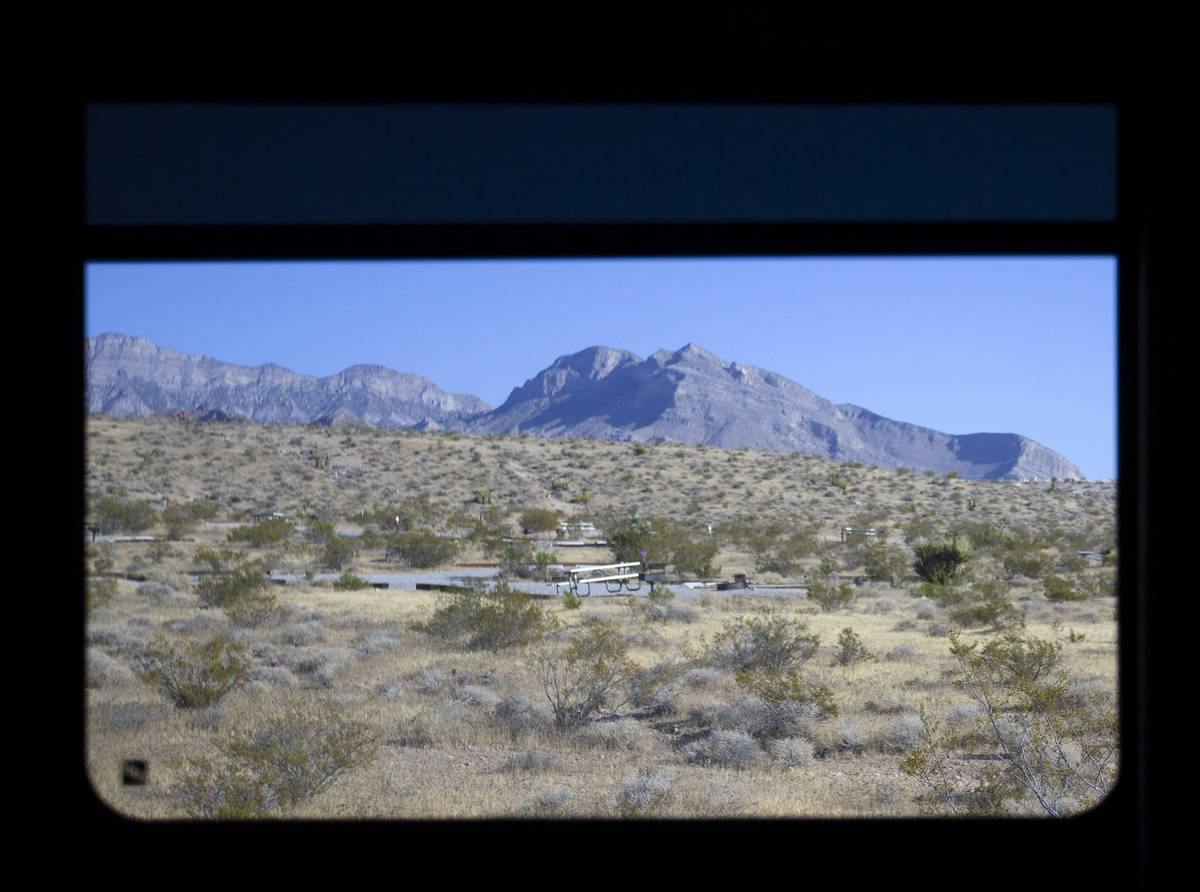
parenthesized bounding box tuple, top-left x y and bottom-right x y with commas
(84, 414, 1119, 821)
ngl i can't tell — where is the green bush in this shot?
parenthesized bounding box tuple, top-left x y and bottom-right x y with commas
(734, 667, 838, 740)
(534, 620, 654, 730)
(808, 579, 856, 612)
(390, 529, 460, 568)
(518, 508, 559, 534)
(332, 572, 371, 591)
(162, 500, 218, 538)
(705, 610, 820, 672)
(670, 535, 719, 578)
(413, 579, 549, 651)
(227, 517, 294, 547)
(90, 493, 157, 534)
(835, 627, 873, 666)
(861, 542, 909, 585)
(196, 563, 268, 609)
(949, 579, 1025, 630)
(750, 527, 820, 576)
(1042, 573, 1086, 601)
(497, 539, 535, 578)
(977, 634, 1062, 683)
(605, 514, 665, 563)
(171, 700, 378, 818)
(900, 632, 1113, 817)
(912, 537, 973, 585)
(136, 634, 251, 709)
(195, 561, 279, 627)
(996, 532, 1053, 579)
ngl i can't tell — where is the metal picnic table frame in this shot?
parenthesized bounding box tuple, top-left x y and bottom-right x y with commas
(556, 562, 643, 597)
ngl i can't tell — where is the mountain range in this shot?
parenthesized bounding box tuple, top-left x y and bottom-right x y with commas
(85, 333, 1083, 480)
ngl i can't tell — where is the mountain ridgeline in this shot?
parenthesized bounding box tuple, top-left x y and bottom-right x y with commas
(85, 333, 1083, 481)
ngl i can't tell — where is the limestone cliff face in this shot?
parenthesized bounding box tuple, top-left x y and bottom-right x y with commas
(85, 333, 491, 428)
(86, 334, 1084, 480)
(470, 343, 1083, 480)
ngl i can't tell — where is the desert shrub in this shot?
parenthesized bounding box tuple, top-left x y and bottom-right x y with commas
(914, 600, 938, 621)
(225, 590, 283, 628)
(769, 736, 815, 767)
(977, 634, 1062, 684)
(1042, 573, 1086, 602)
(90, 493, 157, 534)
(883, 713, 927, 752)
(835, 627, 873, 666)
(171, 699, 377, 818)
(135, 634, 251, 709)
(194, 547, 236, 574)
(912, 537, 973, 585)
(604, 514, 670, 564)
(518, 507, 559, 534)
(901, 633, 1116, 817)
(197, 564, 278, 626)
(494, 694, 555, 737)
(374, 682, 405, 700)
(949, 579, 1025, 630)
(885, 643, 917, 662)
(135, 580, 174, 602)
(579, 718, 653, 751)
(90, 616, 157, 655)
(295, 648, 352, 687)
(614, 769, 676, 817)
(749, 524, 821, 576)
(871, 597, 897, 614)
(227, 517, 294, 547)
(996, 535, 1053, 579)
(628, 660, 681, 717)
(162, 499, 218, 538)
(534, 620, 654, 730)
(808, 579, 855, 612)
(528, 787, 573, 816)
(318, 533, 359, 571)
(415, 665, 454, 694)
(457, 684, 501, 708)
(837, 717, 868, 754)
(390, 529, 460, 568)
(683, 729, 759, 769)
(497, 539, 535, 578)
(353, 630, 400, 659)
(278, 620, 325, 647)
(248, 666, 299, 688)
(952, 519, 1007, 551)
(705, 610, 820, 672)
(861, 542, 909, 585)
(332, 571, 371, 591)
(670, 534, 720, 578)
(87, 647, 133, 687)
(87, 576, 118, 611)
(501, 750, 558, 773)
(533, 550, 556, 581)
(680, 666, 722, 688)
(413, 580, 550, 651)
(94, 701, 163, 732)
(196, 563, 268, 609)
(734, 668, 838, 741)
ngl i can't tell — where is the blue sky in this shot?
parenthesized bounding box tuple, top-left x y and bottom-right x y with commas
(85, 257, 1117, 480)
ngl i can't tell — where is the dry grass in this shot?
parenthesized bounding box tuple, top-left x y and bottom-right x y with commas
(84, 415, 1119, 820)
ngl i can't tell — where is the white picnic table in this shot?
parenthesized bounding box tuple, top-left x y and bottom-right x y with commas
(555, 561, 643, 596)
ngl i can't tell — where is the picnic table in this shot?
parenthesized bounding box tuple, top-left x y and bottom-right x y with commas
(555, 562, 643, 597)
